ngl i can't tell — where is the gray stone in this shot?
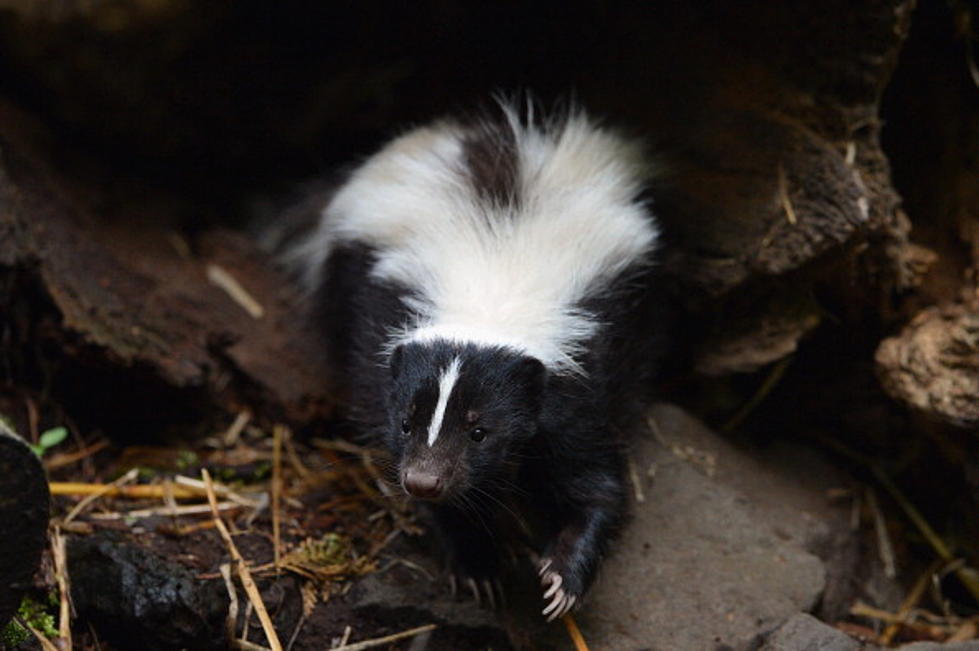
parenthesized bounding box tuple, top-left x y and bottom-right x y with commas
(898, 643, 979, 651)
(568, 404, 849, 650)
(760, 614, 861, 651)
(347, 403, 864, 650)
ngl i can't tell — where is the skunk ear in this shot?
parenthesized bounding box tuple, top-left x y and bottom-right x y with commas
(511, 356, 546, 394)
(389, 345, 405, 379)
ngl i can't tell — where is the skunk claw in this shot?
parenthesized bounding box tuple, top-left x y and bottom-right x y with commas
(542, 573, 562, 599)
(542, 589, 563, 618)
(482, 579, 497, 609)
(448, 571, 506, 609)
(466, 577, 481, 605)
(537, 558, 552, 577)
(540, 566, 579, 621)
(544, 591, 573, 622)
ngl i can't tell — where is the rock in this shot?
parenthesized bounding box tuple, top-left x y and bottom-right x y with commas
(759, 613, 862, 651)
(0, 419, 50, 629)
(346, 403, 863, 650)
(68, 533, 228, 650)
(558, 404, 852, 650)
(897, 643, 979, 651)
(335, 566, 512, 651)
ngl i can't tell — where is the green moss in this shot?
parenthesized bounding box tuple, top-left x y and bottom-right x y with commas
(175, 449, 199, 470)
(0, 619, 29, 649)
(1, 595, 58, 649)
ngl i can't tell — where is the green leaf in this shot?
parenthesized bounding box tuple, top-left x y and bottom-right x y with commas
(38, 427, 68, 450)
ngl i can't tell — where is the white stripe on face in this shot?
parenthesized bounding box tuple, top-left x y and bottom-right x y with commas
(427, 356, 462, 447)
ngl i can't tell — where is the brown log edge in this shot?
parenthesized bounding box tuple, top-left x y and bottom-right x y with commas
(0, 419, 50, 628)
(0, 100, 334, 432)
(876, 300, 979, 428)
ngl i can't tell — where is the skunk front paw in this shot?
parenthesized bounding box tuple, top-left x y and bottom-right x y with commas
(448, 572, 506, 609)
(537, 558, 581, 621)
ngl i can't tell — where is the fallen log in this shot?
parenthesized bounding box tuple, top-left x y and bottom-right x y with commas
(0, 420, 50, 629)
(876, 300, 979, 427)
(0, 100, 333, 433)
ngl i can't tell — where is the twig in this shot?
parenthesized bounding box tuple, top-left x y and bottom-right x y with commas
(50, 527, 72, 651)
(202, 469, 284, 651)
(880, 560, 942, 645)
(285, 616, 306, 651)
(871, 466, 950, 560)
(368, 528, 402, 558)
(89, 501, 244, 520)
(948, 618, 978, 642)
(849, 489, 862, 531)
(207, 263, 265, 319)
(776, 163, 798, 225)
(172, 475, 262, 507)
(167, 231, 192, 259)
(286, 582, 317, 651)
(850, 601, 949, 637)
(626, 454, 645, 503)
(721, 356, 792, 432)
(62, 468, 139, 524)
(85, 621, 103, 651)
(562, 614, 590, 651)
(53, 479, 198, 501)
(331, 624, 436, 651)
(273, 424, 285, 573)
(224, 411, 252, 447)
(337, 626, 352, 648)
(53, 474, 260, 505)
(817, 436, 979, 604)
(871, 465, 979, 603)
(45, 438, 110, 470)
(220, 563, 241, 643)
(24, 395, 39, 444)
(646, 414, 669, 447)
(243, 600, 254, 645)
(283, 429, 310, 479)
(866, 487, 897, 578)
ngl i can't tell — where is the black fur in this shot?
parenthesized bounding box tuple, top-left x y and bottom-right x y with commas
(460, 118, 520, 208)
(315, 244, 665, 609)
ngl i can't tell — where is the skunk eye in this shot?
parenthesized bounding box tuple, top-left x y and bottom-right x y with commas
(401, 418, 411, 435)
(469, 427, 486, 442)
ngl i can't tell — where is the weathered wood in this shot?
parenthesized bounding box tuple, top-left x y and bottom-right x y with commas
(612, 0, 919, 374)
(0, 101, 333, 429)
(0, 1, 922, 380)
(0, 420, 49, 628)
(0, 1, 965, 421)
(872, 0, 979, 428)
(876, 300, 979, 427)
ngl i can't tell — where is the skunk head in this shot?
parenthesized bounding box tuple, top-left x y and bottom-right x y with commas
(385, 341, 545, 502)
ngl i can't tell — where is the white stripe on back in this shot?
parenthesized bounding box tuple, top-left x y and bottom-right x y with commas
(296, 107, 659, 375)
(427, 356, 462, 447)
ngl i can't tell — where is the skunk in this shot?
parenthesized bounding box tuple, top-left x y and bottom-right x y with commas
(289, 103, 663, 620)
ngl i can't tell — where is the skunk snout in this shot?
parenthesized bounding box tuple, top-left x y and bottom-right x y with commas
(403, 470, 444, 499)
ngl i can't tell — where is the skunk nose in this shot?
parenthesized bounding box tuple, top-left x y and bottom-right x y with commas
(404, 471, 443, 499)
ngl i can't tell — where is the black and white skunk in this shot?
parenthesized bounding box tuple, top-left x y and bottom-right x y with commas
(286, 103, 664, 620)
